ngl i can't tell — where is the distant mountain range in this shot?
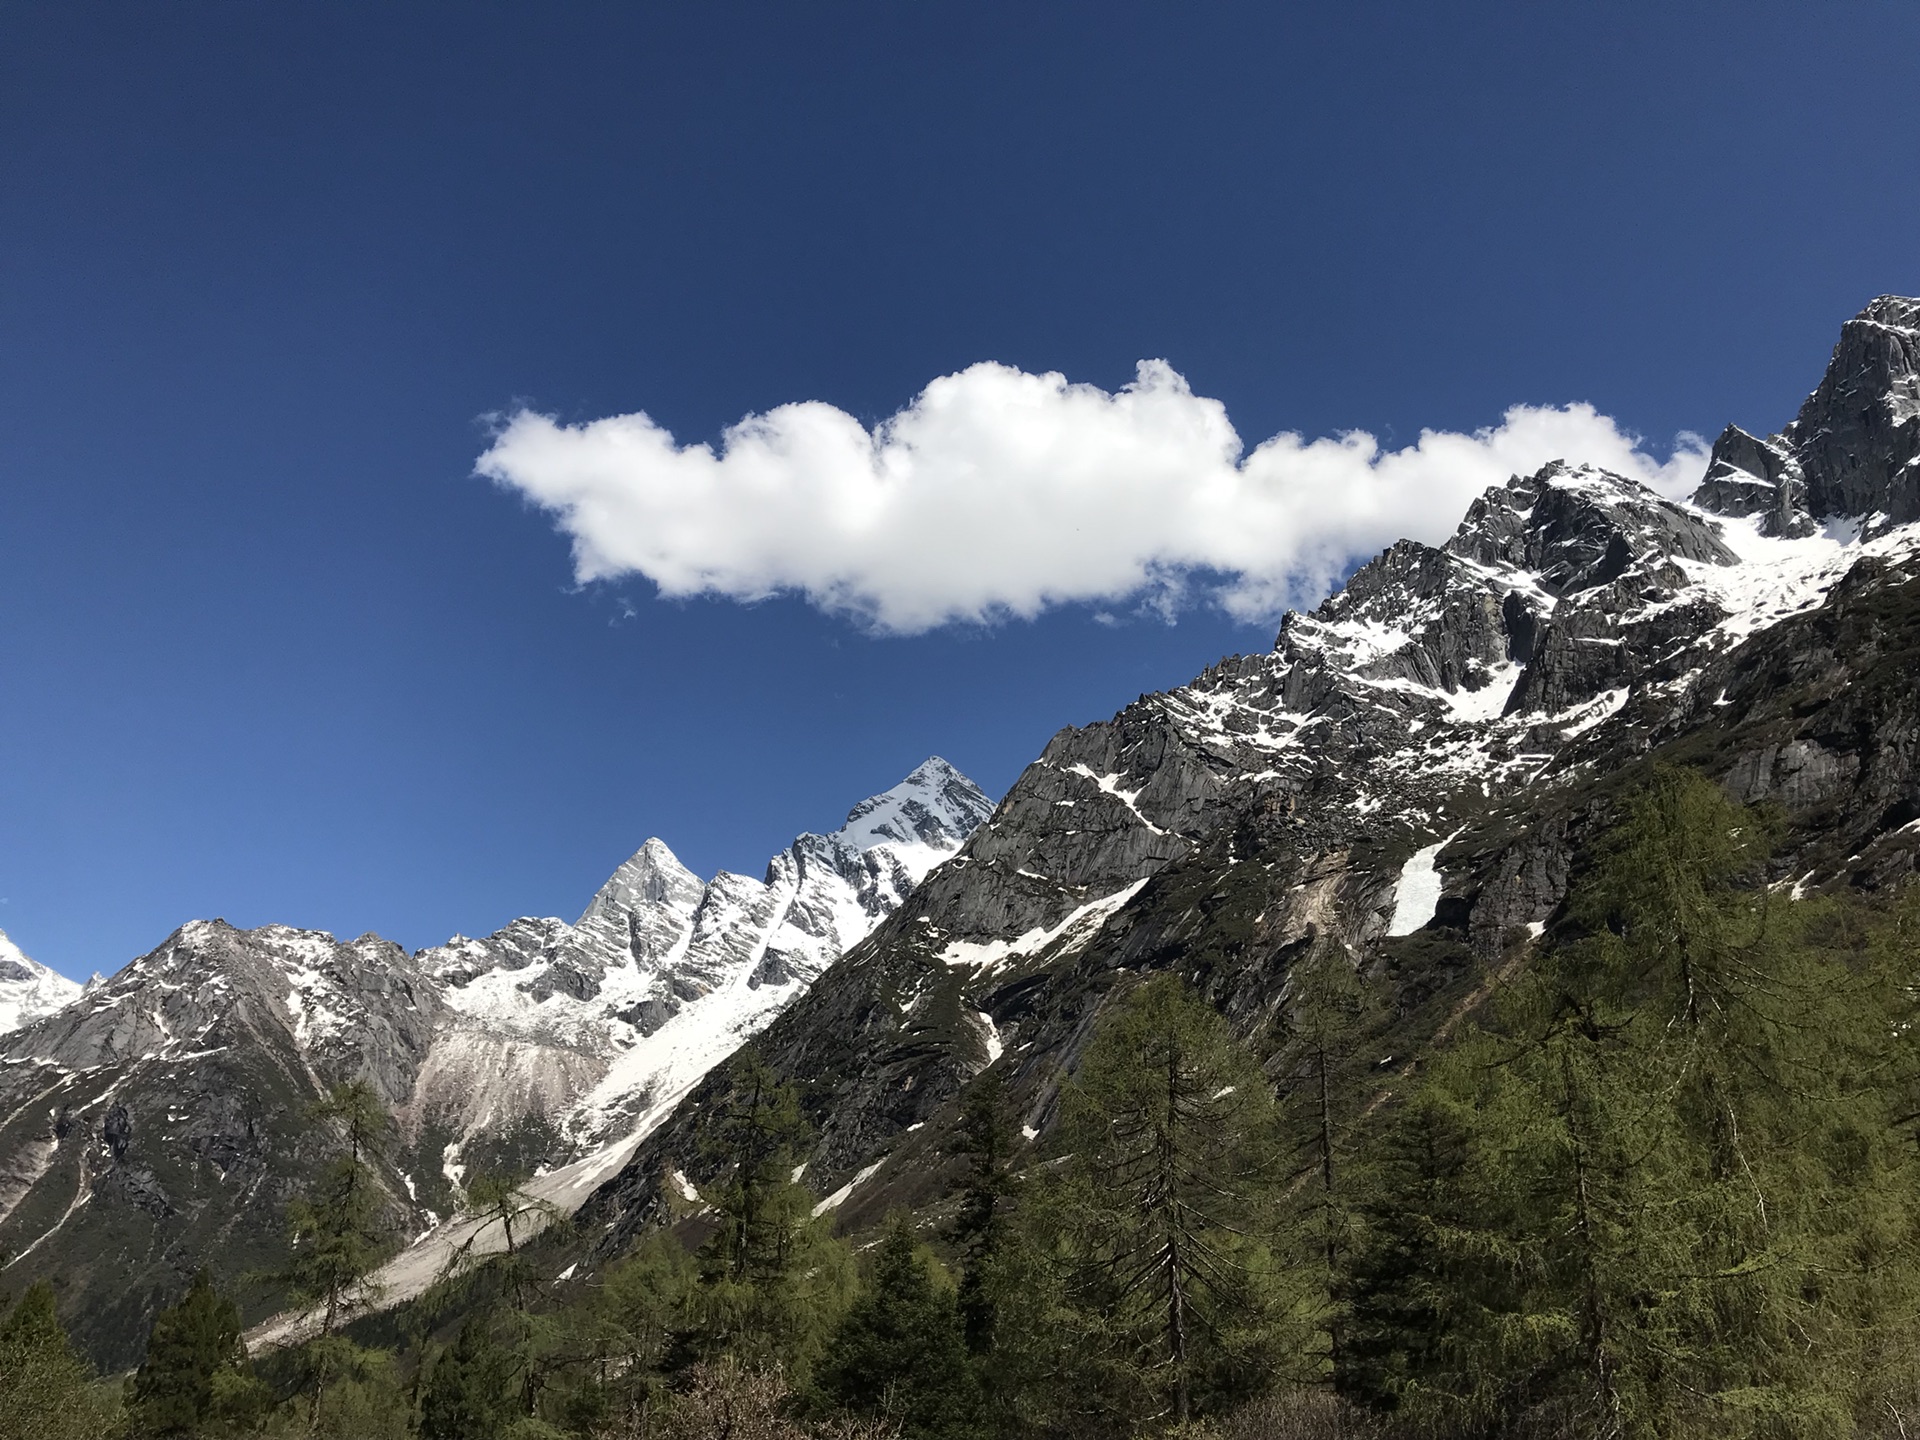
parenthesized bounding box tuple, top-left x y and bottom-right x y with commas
(0, 930, 80, 1034)
(0, 758, 992, 1368)
(6, 295, 1920, 1376)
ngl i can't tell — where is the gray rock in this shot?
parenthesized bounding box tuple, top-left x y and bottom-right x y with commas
(571, 297, 1920, 1271)
(1790, 296, 1920, 529)
(1696, 296, 1920, 534)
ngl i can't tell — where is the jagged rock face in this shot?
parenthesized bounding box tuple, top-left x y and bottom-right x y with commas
(576, 295, 1920, 1261)
(1694, 425, 1813, 538)
(0, 929, 81, 1035)
(7, 922, 447, 1103)
(1790, 296, 1920, 527)
(412, 758, 993, 1157)
(0, 759, 991, 1369)
(1695, 295, 1920, 536)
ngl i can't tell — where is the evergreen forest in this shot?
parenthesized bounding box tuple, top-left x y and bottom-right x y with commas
(8, 769, 1920, 1440)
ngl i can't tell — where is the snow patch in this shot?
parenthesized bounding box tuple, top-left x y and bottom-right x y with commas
(1386, 835, 1459, 937)
(812, 1160, 884, 1217)
(0, 931, 85, 1036)
(973, 1010, 1004, 1065)
(938, 880, 1147, 970)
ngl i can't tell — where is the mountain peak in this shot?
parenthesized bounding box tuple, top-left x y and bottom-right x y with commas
(1698, 294, 1920, 535)
(577, 837, 705, 928)
(1857, 294, 1920, 333)
(0, 927, 81, 1035)
(835, 758, 995, 857)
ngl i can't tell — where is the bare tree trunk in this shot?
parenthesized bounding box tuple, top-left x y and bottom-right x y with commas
(1563, 1048, 1621, 1439)
(1316, 1039, 1344, 1381)
(1165, 1025, 1190, 1426)
(1168, 1232, 1190, 1427)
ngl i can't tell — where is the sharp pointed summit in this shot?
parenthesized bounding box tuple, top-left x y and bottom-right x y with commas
(0, 758, 995, 1367)
(0, 929, 81, 1035)
(1696, 295, 1920, 537)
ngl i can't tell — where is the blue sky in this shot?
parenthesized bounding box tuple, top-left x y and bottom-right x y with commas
(3, 2, 1916, 980)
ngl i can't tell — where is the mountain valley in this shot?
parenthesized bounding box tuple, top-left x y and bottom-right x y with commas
(6, 296, 1920, 1397)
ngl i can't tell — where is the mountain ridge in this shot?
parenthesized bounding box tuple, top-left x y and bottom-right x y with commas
(0, 758, 992, 1367)
(564, 294, 1920, 1266)
(9, 295, 1920, 1374)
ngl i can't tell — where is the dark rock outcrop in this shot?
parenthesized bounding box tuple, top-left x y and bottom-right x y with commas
(1695, 295, 1920, 535)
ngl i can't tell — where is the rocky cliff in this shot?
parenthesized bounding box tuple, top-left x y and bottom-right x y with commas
(570, 296, 1920, 1262)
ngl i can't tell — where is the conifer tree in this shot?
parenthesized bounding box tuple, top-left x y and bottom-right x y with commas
(700, 1051, 814, 1289)
(1044, 973, 1281, 1428)
(676, 1050, 854, 1377)
(1271, 939, 1381, 1383)
(573, 1231, 700, 1438)
(0, 1280, 119, 1440)
(418, 1316, 515, 1440)
(281, 1078, 395, 1433)
(1337, 1080, 1498, 1423)
(441, 1169, 574, 1418)
(127, 1268, 256, 1438)
(1, 1278, 68, 1349)
(815, 1214, 983, 1440)
(946, 1072, 1016, 1355)
(1343, 768, 1920, 1438)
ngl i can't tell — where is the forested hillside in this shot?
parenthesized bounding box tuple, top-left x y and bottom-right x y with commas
(9, 771, 1920, 1440)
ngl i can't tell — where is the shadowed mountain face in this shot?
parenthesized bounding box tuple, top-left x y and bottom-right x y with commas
(569, 297, 1920, 1259)
(0, 759, 991, 1370)
(1697, 295, 1920, 536)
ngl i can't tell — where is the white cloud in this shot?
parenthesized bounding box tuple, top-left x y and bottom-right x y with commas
(476, 360, 1709, 634)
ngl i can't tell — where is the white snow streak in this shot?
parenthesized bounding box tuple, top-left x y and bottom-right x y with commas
(1387, 835, 1459, 937)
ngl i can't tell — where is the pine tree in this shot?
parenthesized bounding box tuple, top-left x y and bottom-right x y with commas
(1271, 939, 1382, 1384)
(1043, 973, 1282, 1429)
(700, 1051, 814, 1290)
(290, 1343, 413, 1440)
(0, 1280, 120, 1440)
(441, 1169, 573, 1419)
(946, 1072, 1016, 1356)
(815, 1214, 984, 1440)
(446, 1172, 566, 1304)
(418, 1317, 515, 1440)
(675, 1050, 854, 1378)
(280, 1078, 395, 1433)
(1342, 768, 1920, 1438)
(1338, 1078, 1502, 1425)
(572, 1231, 700, 1438)
(127, 1269, 254, 1438)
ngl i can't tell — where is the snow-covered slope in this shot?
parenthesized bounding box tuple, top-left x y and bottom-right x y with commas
(401, 758, 990, 1164)
(245, 759, 993, 1344)
(0, 758, 993, 1364)
(0, 930, 81, 1035)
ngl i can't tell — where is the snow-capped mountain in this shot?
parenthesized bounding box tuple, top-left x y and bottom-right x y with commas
(579, 296, 1920, 1252)
(0, 758, 991, 1369)
(11, 293, 1919, 1368)
(409, 756, 993, 1158)
(0, 929, 81, 1035)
